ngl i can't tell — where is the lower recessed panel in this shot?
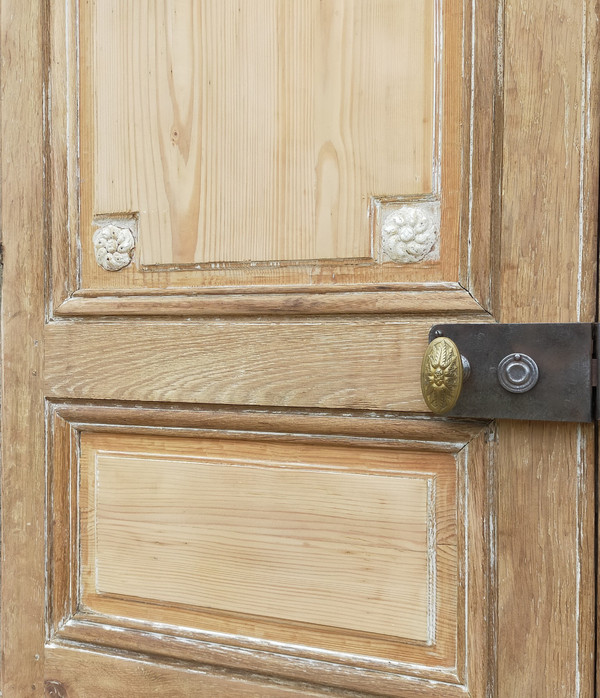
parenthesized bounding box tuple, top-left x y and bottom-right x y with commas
(79, 432, 458, 664)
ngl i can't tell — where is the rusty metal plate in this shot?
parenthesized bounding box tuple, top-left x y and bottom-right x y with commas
(428, 323, 594, 422)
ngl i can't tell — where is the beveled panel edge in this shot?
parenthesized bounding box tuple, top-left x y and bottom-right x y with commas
(455, 429, 497, 695)
(53, 286, 486, 317)
(44, 642, 472, 698)
(46, 400, 489, 452)
(457, 0, 501, 312)
(53, 617, 464, 693)
(47, 0, 79, 316)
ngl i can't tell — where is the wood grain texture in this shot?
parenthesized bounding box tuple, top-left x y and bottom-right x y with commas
(458, 0, 499, 311)
(3, 0, 596, 694)
(48, 415, 78, 638)
(460, 428, 496, 697)
(55, 288, 486, 316)
(71, 0, 468, 298)
(80, 433, 455, 647)
(496, 422, 595, 697)
(44, 315, 490, 410)
(48, 0, 79, 312)
(49, 401, 487, 450)
(56, 615, 464, 691)
(91, 0, 433, 265)
(0, 0, 47, 695)
(45, 644, 474, 698)
(496, 0, 599, 694)
(44, 646, 341, 698)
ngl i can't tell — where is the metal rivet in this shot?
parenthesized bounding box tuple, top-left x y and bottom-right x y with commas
(497, 353, 539, 393)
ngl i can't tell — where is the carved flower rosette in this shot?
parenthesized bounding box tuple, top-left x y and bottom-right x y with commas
(381, 203, 439, 264)
(93, 224, 135, 271)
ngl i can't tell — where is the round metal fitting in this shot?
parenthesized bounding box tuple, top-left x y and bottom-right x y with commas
(461, 355, 472, 381)
(497, 353, 539, 393)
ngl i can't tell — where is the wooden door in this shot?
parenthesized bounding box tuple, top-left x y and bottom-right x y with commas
(1, 1, 598, 696)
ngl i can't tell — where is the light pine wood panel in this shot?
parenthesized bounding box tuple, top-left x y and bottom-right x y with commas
(80, 434, 456, 646)
(44, 317, 491, 410)
(71, 0, 468, 296)
(91, 0, 433, 266)
(93, 455, 431, 638)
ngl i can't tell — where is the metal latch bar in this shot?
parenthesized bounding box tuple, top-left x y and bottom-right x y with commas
(427, 323, 595, 422)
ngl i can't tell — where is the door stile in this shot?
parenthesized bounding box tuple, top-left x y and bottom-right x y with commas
(495, 0, 600, 694)
(0, 0, 47, 694)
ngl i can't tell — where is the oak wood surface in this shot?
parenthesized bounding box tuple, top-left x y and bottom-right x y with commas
(44, 644, 473, 698)
(496, 0, 599, 695)
(0, 0, 47, 695)
(44, 315, 490, 410)
(44, 646, 341, 698)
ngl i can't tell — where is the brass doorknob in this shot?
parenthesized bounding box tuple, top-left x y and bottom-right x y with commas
(421, 336, 470, 415)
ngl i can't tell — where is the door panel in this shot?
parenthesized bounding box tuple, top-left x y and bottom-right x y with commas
(52, 0, 470, 310)
(2, 1, 598, 697)
(81, 435, 439, 642)
(89, 0, 434, 267)
(48, 404, 492, 694)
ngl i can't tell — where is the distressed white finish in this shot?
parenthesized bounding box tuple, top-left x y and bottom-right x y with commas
(93, 224, 135, 271)
(381, 203, 440, 264)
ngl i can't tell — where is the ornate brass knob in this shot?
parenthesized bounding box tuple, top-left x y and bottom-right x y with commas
(421, 336, 469, 415)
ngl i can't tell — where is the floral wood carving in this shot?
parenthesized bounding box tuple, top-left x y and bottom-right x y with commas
(381, 203, 439, 263)
(421, 337, 462, 414)
(93, 224, 135, 271)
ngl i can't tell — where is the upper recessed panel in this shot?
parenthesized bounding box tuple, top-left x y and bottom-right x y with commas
(56, 0, 469, 308)
(91, 0, 434, 266)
